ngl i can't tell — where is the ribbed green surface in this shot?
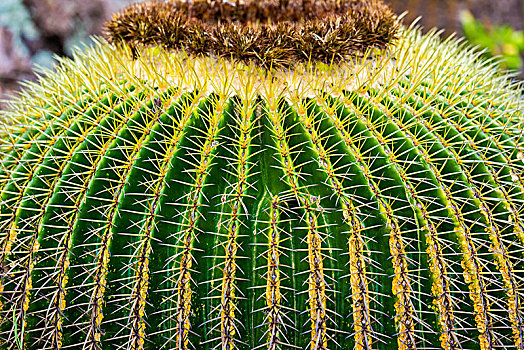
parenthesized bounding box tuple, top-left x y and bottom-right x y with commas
(0, 28, 523, 350)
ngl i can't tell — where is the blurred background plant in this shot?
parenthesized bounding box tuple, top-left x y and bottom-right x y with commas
(386, 0, 524, 77)
(0, 0, 523, 109)
(460, 10, 524, 73)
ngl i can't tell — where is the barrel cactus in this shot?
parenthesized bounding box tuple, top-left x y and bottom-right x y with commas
(1, 0, 524, 349)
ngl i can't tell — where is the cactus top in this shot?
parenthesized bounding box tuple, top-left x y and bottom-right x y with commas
(105, 0, 400, 68)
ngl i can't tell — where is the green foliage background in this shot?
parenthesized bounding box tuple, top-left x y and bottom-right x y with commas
(461, 10, 524, 72)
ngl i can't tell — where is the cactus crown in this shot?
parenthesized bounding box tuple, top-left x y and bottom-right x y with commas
(1, 1, 524, 350)
(105, 0, 399, 67)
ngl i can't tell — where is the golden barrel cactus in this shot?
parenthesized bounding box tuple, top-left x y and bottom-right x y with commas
(0, 1, 523, 349)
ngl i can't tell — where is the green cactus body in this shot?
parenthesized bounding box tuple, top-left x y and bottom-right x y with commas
(0, 14, 524, 350)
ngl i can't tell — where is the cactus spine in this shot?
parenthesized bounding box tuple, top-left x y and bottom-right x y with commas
(0, 3, 524, 350)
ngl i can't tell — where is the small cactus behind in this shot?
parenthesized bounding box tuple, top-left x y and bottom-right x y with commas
(1, 1, 524, 349)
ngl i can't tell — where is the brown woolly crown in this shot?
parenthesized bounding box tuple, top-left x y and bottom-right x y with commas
(105, 0, 400, 68)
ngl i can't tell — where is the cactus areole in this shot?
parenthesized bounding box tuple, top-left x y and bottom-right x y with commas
(1, 0, 524, 349)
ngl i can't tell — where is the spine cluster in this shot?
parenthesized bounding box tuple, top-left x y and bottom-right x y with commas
(105, 0, 399, 68)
